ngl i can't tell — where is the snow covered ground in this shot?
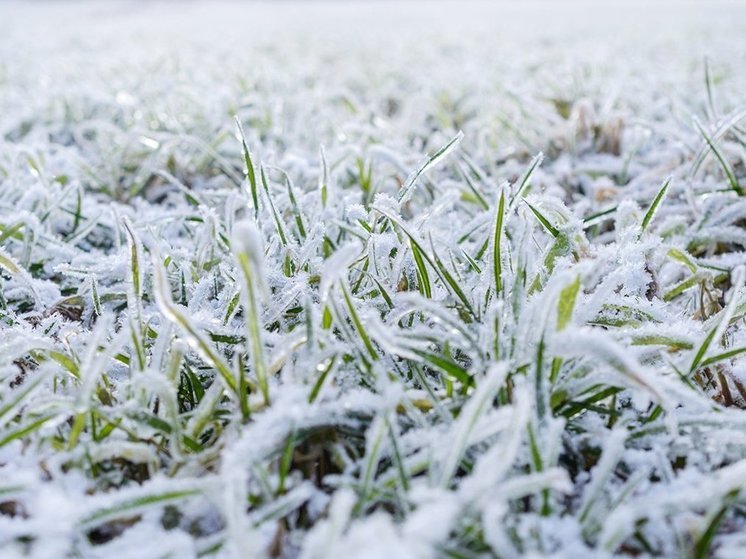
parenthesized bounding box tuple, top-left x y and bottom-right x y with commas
(2, 1, 746, 557)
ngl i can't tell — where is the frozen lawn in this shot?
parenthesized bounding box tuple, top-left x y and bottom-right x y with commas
(2, 1, 746, 557)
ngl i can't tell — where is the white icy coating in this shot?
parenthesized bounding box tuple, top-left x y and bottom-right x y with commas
(1, 0, 746, 557)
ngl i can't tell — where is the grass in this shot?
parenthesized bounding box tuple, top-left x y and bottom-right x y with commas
(2, 1, 746, 557)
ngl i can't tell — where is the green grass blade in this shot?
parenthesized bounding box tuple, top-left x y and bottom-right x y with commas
(236, 117, 259, 219)
(152, 255, 238, 395)
(398, 131, 464, 203)
(511, 152, 544, 205)
(641, 178, 671, 232)
(694, 118, 743, 196)
(232, 221, 270, 405)
(410, 239, 432, 298)
(493, 190, 506, 295)
(557, 276, 581, 332)
(525, 200, 559, 238)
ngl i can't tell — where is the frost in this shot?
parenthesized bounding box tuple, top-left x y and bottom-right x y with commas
(1, 1, 746, 558)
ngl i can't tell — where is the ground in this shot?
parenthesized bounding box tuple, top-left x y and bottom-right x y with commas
(2, 1, 746, 558)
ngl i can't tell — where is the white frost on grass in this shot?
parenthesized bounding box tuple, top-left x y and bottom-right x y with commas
(1, 0, 746, 557)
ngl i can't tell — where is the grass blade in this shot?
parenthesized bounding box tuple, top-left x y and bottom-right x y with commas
(641, 178, 671, 232)
(398, 131, 464, 204)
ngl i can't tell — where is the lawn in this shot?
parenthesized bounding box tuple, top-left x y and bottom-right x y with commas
(1, 1, 746, 557)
